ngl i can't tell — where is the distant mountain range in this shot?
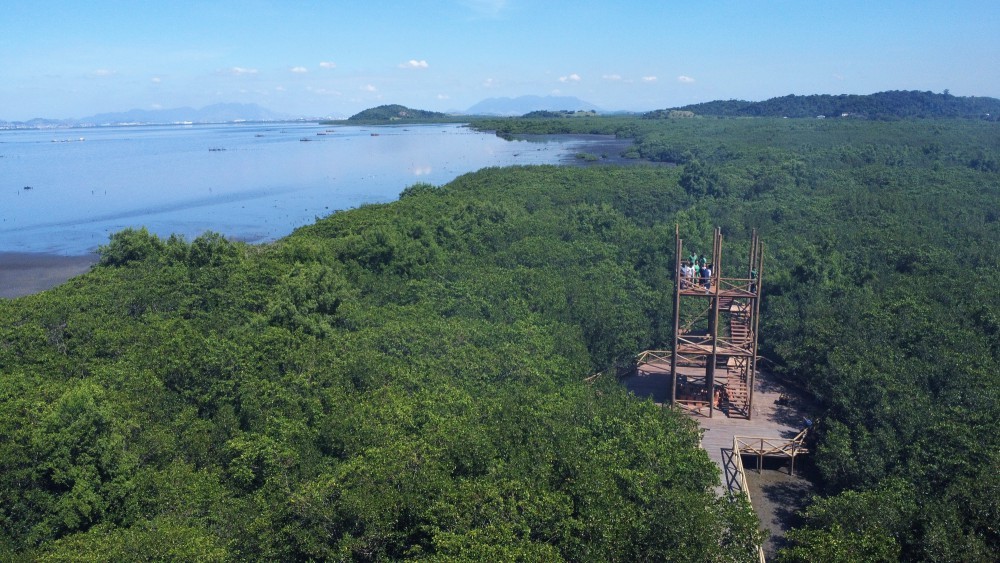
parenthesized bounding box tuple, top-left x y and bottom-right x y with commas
(0, 103, 293, 128)
(8, 90, 995, 129)
(466, 95, 601, 116)
(84, 103, 292, 125)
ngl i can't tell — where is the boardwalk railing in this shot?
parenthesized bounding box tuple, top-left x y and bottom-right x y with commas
(734, 429, 810, 475)
(730, 436, 754, 503)
(731, 436, 767, 563)
(635, 349, 671, 366)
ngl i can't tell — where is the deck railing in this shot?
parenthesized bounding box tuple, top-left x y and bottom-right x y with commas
(678, 274, 757, 295)
(635, 349, 671, 366)
(734, 429, 810, 475)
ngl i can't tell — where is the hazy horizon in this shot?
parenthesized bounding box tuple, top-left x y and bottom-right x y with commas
(4, 0, 998, 122)
(2, 96, 605, 123)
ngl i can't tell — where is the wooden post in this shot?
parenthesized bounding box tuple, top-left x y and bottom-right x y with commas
(708, 228, 723, 418)
(671, 226, 681, 407)
(758, 439, 764, 473)
(748, 238, 764, 421)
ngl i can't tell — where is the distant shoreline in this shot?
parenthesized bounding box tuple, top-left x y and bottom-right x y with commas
(0, 252, 99, 299)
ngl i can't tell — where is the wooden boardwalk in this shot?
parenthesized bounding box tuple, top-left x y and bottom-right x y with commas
(622, 362, 808, 496)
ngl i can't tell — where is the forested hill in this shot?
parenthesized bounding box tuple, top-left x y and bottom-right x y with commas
(347, 104, 447, 121)
(647, 90, 1000, 120)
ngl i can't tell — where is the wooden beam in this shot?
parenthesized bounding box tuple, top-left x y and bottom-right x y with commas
(708, 228, 724, 418)
(748, 234, 764, 421)
(671, 226, 682, 407)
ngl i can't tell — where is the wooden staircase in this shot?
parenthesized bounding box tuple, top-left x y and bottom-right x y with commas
(720, 296, 752, 346)
(724, 377, 751, 418)
(719, 295, 753, 417)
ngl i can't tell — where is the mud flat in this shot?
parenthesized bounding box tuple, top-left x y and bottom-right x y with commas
(0, 252, 99, 299)
(743, 459, 815, 558)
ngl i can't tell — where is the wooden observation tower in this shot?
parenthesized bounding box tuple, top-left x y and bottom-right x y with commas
(670, 227, 763, 419)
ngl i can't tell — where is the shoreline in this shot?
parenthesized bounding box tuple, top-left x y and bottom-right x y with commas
(0, 252, 100, 299)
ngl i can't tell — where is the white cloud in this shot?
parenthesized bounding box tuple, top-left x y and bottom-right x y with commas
(319, 61, 336, 69)
(483, 78, 497, 87)
(275, 86, 286, 92)
(462, 0, 508, 18)
(642, 76, 658, 82)
(230, 66, 259, 75)
(437, 93, 450, 100)
(151, 76, 162, 83)
(151, 103, 162, 109)
(92, 69, 115, 77)
(363, 84, 377, 92)
(559, 73, 581, 83)
(400, 59, 429, 69)
(290, 66, 308, 73)
(677, 75, 695, 83)
(602, 74, 622, 81)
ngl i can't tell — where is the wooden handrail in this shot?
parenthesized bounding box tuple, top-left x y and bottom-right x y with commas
(636, 349, 672, 365)
(734, 429, 809, 475)
(732, 435, 768, 563)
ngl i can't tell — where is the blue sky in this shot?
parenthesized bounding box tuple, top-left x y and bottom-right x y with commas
(2, 0, 998, 120)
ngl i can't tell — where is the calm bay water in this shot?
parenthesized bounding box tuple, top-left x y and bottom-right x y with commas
(0, 122, 619, 255)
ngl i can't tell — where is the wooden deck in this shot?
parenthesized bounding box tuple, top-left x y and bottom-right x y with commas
(622, 363, 808, 496)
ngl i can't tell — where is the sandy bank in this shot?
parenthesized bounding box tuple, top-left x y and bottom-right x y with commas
(0, 252, 100, 299)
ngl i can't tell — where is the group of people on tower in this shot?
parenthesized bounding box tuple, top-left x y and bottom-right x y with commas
(680, 253, 712, 291)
